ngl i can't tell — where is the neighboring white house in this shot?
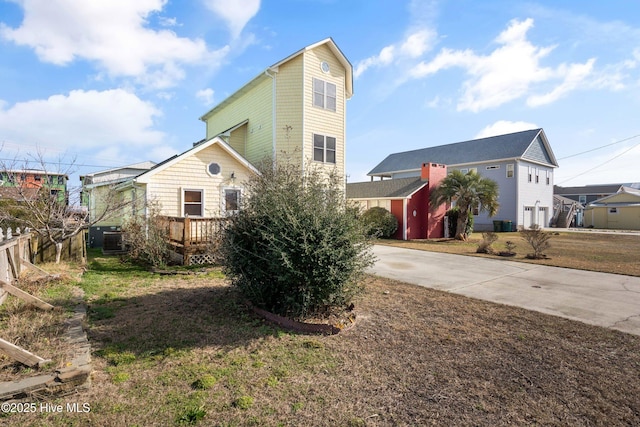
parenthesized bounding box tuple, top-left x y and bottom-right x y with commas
(365, 129, 559, 231)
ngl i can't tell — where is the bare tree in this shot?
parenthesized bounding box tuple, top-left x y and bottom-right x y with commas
(1, 149, 137, 263)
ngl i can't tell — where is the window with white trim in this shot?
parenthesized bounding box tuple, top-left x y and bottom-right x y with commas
(546, 170, 550, 185)
(506, 164, 514, 178)
(312, 78, 336, 111)
(609, 207, 618, 214)
(313, 134, 336, 164)
(528, 167, 532, 183)
(535, 168, 540, 184)
(223, 188, 241, 214)
(183, 189, 203, 216)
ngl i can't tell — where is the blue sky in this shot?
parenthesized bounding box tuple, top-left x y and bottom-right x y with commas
(1, 0, 639, 191)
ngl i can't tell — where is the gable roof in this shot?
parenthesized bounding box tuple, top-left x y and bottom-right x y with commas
(588, 186, 640, 206)
(200, 37, 352, 122)
(134, 136, 259, 184)
(346, 177, 427, 200)
(368, 128, 558, 177)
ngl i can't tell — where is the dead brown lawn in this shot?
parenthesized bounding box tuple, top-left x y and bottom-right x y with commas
(2, 253, 640, 426)
(379, 230, 640, 276)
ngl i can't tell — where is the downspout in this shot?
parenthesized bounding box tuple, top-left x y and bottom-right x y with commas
(515, 159, 521, 229)
(264, 69, 277, 166)
(403, 199, 408, 240)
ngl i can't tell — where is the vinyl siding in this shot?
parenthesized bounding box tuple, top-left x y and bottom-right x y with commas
(144, 144, 255, 217)
(90, 185, 139, 227)
(228, 123, 248, 157)
(516, 161, 555, 228)
(523, 135, 554, 165)
(274, 54, 304, 165)
(204, 77, 274, 166)
(585, 206, 640, 229)
(302, 44, 346, 178)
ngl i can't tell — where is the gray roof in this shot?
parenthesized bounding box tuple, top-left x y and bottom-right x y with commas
(346, 177, 427, 199)
(554, 183, 640, 196)
(368, 128, 557, 176)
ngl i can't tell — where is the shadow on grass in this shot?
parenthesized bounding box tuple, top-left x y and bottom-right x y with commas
(83, 284, 277, 359)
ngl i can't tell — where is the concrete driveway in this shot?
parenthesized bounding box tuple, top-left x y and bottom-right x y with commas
(368, 245, 640, 336)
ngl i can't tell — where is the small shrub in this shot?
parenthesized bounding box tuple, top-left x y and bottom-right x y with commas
(504, 240, 517, 254)
(121, 202, 171, 268)
(520, 224, 551, 259)
(476, 232, 498, 254)
(360, 206, 398, 238)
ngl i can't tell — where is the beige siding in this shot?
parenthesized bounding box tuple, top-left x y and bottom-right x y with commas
(204, 77, 274, 166)
(302, 44, 347, 179)
(145, 144, 255, 217)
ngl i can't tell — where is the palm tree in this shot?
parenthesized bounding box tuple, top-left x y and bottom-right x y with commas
(430, 170, 499, 241)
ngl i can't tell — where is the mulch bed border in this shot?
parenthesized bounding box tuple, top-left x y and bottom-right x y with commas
(248, 304, 356, 335)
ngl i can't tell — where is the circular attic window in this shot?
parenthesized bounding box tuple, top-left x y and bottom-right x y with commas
(208, 162, 221, 176)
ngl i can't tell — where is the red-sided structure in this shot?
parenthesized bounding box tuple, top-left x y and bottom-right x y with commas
(346, 163, 449, 240)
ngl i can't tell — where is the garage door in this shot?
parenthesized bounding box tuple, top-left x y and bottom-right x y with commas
(523, 206, 535, 229)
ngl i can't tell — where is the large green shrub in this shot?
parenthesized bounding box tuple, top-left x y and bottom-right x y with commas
(360, 206, 398, 238)
(219, 161, 374, 319)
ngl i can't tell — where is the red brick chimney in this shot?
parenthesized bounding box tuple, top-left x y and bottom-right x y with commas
(421, 162, 447, 187)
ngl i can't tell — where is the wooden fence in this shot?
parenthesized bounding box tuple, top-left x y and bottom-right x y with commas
(159, 216, 229, 265)
(0, 229, 57, 367)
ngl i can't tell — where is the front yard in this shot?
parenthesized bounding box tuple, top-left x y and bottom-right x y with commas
(379, 230, 640, 276)
(1, 238, 640, 425)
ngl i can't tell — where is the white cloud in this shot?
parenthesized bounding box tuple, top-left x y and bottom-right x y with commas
(355, 28, 436, 78)
(196, 88, 215, 105)
(475, 120, 539, 139)
(203, 0, 261, 38)
(0, 0, 229, 88)
(409, 18, 598, 112)
(527, 59, 596, 107)
(0, 89, 165, 151)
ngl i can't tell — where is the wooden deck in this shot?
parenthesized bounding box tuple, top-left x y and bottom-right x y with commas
(159, 216, 229, 265)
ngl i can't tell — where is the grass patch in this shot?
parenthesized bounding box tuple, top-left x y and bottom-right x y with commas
(378, 231, 640, 276)
(3, 245, 640, 425)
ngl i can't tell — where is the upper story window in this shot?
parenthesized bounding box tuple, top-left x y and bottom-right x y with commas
(313, 134, 336, 164)
(506, 164, 514, 178)
(313, 78, 336, 111)
(183, 189, 203, 216)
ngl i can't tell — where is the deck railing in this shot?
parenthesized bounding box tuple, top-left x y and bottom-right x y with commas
(159, 216, 229, 265)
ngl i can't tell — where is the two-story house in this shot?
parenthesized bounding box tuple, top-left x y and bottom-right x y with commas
(200, 37, 352, 179)
(83, 38, 353, 252)
(0, 169, 68, 204)
(350, 129, 559, 236)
